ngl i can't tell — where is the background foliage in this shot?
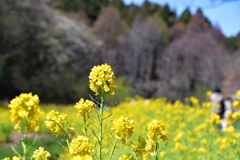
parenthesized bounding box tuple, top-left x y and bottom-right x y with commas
(0, 0, 240, 103)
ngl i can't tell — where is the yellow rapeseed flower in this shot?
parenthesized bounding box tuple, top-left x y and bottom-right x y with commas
(147, 119, 168, 141)
(189, 96, 199, 106)
(173, 132, 183, 142)
(200, 139, 208, 145)
(201, 102, 211, 108)
(206, 90, 212, 97)
(143, 139, 155, 159)
(89, 64, 116, 95)
(222, 125, 235, 133)
(230, 138, 236, 145)
(45, 110, 74, 136)
(69, 136, 94, 158)
(232, 100, 240, 109)
(75, 98, 94, 118)
(71, 155, 93, 160)
(206, 112, 221, 125)
(189, 148, 197, 153)
(232, 111, 240, 120)
(8, 93, 41, 130)
(198, 147, 208, 154)
(32, 147, 51, 160)
(111, 115, 135, 144)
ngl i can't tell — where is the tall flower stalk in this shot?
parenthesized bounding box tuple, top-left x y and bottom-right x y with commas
(145, 119, 168, 160)
(89, 63, 117, 160)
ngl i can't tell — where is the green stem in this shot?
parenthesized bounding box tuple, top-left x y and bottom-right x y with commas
(22, 118, 30, 160)
(66, 139, 70, 149)
(128, 150, 137, 159)
(98, 89, 105, 160)
(109, 139, 118, 160)
(11, 145, 22, 158)
(56, 122, 70, 149)
(83, 114, 88, 136)
(155, 141, 159, 160)
(154, 133, 159, 160)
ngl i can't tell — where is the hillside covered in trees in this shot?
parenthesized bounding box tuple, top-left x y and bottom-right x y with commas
(0, 0, 240, 104)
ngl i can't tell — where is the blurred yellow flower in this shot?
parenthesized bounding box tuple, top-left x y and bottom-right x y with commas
(71, 155, 93, 160)
(69, 136, 94, 158)
(222, 125, 235, 133)
(89, 64, 116, 95)
(143, 139, 156, 159)
(201, 102, 211, 108)
(145, 139, 154, 152)
(147, 119, 168, 141)
(45, 110, 74, 136)
(189, 148, 197, 153)
(190, 96, 199, 106)
(33, 147, 51, 160)
(173, 132, 183, 142)
(230, 138, 236, 145)
(75, 98, 94, 118)
(200, 139, 208, 145)
(206, 90, 212, 97)
(232, 111, 240, 120)
(232, 100, 240, 109)
(198, 147, 208, 154)
(111, 115, 135, 144)
(8, 93, 41, 131)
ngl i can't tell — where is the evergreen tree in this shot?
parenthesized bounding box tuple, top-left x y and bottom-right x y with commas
(179, 8, 192, 24)
(159, 4, 176, 27)
(141, 0, 160, 16)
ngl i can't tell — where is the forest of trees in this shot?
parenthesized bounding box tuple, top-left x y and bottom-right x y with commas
(0, 0, 240, 104)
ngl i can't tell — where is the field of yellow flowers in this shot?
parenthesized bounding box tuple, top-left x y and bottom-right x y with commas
(1, 64, 240, 160)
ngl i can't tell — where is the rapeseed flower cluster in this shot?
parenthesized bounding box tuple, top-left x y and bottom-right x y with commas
(147, 119, 168, 141)
(45, 110, 74, 136)
(232, 100, 240, 109)
(32, 147, 51, 160)
(111, 115, 135, 144)
(206, 90, 213, 97)
(110, 96, 239, 159)
(8, 93, 41, 131)
(69, 136, 94, 159)
(141, 119, 168, 159)
(74, 98, 94, 118)
(89, 63, 116, 95)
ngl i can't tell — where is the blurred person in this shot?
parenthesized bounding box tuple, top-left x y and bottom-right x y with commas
(209, 88, 234, 129)
(209, 88, 223, 114)
(219, 97, 233, 129)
